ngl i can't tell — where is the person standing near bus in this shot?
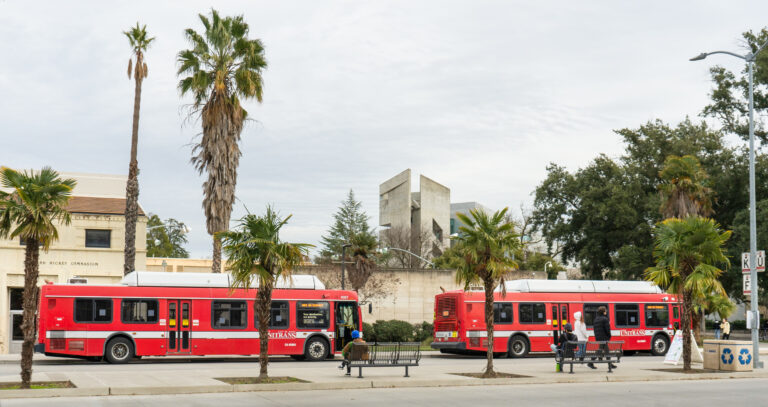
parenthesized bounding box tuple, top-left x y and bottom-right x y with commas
(714, 320, 721, 340)
(573, 311, 588, 361)
(721, 318, 731, 340)
(588, 306, 616, 370)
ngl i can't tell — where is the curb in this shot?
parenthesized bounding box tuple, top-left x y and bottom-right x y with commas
(2, 370, 767, 399)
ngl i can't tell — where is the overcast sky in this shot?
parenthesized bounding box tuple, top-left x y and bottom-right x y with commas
(1, 1, 766, 258)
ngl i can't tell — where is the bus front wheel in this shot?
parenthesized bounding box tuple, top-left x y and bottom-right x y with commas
(508, 335, 529, 358)
(651, 334, 669, 356)
(304, 337, 329, 361)
(105, 337, 134, 364)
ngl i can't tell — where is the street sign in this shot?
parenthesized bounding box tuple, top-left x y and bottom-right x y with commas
(744, 273, 752, 295)
(741, 251, 766, 273)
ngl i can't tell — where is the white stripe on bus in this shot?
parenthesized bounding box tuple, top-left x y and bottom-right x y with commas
(46, 331, 334, 340)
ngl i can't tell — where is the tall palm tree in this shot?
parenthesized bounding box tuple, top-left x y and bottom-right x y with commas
(453, 208, 519, 378)
(645, 216, 730, 370)
(347, 232, 378, 293)
(219, 207, 310, 378)
(0, 167, 75, 388)
(658, 155, 714, 219)
(177, 9, 267, 273)
(123, 23, 154, 276)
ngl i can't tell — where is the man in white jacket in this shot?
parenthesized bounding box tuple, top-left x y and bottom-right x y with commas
(573, 311, 593, 367)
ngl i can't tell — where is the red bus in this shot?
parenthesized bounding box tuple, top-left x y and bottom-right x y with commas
(35, 272, 362, 363)
(431, 279, 680, 357)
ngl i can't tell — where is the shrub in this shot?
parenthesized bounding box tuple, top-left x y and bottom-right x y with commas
(413, 321, 434, 342)
(362, 322, 376, 342)
(730, 320, 746, 330)
(371, 320, 414, 342)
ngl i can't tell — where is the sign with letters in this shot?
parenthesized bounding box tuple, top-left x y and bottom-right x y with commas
(741, 251, 765, 273)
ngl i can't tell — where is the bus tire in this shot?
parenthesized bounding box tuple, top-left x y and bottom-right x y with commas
(508, 335, 529, 358)
(650, 334, 670, 356)
(304, 337, 329, 361)
(104, 337, 134, 364)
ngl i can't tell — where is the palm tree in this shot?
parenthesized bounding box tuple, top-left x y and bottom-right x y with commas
(123, 23, 154, 276)
(453, 208, 519, 378)
(347, 232, 378, 293)
(218, 207, 310, 378)
(645, 216, 730, 370)
(0, 168, 76, 388)
(177, 9, 267, 273)
(658, 155, 714, 219)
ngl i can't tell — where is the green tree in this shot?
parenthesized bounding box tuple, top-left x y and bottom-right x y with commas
(347, 231, 378, 293)
(177, 9, 267, 273)
(146, 214, 190, 258)
(219, 207, 311, 377)
(432, 245, 465, 269)
(658, 155, 714, 219)
(702, 28, 768, 142)
(319, 190, 375, 260)
(726, 200, 768, 302)
(0, 168, 76, 388)
(123, 23, 154, 276)
(453, 208, 519, 378)
(645, 217, 730, 370)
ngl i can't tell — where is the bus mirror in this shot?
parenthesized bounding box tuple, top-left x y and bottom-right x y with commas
(368, 303, 372, 314)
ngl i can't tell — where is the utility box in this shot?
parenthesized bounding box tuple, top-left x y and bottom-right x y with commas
(703, 340, 725, 370)
(719, 340, 753, 372)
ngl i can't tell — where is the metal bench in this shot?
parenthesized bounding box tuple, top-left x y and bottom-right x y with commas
(555, 340, 623, 373)
(345, 342, 421, 378)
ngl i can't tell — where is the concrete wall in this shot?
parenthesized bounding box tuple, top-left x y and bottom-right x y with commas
(379, 169, 411, 231)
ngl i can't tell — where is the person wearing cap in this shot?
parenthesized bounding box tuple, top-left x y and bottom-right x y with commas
(550, 323, 577, 372)
(339, 330, 366, 374)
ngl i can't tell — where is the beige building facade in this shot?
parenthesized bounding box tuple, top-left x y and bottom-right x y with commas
(0, 173, 146, 354)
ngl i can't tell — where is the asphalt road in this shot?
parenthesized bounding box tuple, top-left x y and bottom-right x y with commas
(2, 378, 766, 407)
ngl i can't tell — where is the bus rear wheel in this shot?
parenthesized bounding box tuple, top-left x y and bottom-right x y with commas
(651, 334, 670, 356)
(508, 335, 529, 358)
(105, 337, 134, 364)
(304, 337, 329, 361)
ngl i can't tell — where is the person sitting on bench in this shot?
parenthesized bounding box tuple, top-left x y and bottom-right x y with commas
(338, 330, 366, 374)
(550, 323, 577, 360)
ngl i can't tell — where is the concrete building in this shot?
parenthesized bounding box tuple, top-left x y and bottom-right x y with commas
(379, 169, 450, 264)
(0, 172, 147, 354)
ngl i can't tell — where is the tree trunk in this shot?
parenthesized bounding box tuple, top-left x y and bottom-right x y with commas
(681, 290, 692, 371)
(482, 276, 496, 378)
(256, 277, 274, 379)
(20, 238, 40, 388)
(123, 55, 143, 276)
(212, 236, 221, 273)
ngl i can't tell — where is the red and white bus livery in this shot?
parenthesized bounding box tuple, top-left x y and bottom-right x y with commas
(35, 272, 362, 363)
(432, 279, 681, 357)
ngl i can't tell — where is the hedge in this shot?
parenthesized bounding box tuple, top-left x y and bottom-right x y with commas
(361, 320, 434, 343)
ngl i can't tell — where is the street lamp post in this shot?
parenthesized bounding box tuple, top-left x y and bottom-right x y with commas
(691, 38, 768, 369)
(380, 247, 436, 268)
(341, 243, 352, 290)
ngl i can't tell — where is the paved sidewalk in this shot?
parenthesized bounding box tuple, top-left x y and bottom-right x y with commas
(1, 352, 766, 399)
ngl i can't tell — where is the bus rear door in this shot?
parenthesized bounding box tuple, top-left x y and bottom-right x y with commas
(167, 299, 192, 354)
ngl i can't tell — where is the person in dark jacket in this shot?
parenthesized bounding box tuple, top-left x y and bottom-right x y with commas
(588, 306, 617, 369)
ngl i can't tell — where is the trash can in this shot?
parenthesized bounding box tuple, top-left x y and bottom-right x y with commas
(703, 340, 724, 370)
(719, 340, 753, 372)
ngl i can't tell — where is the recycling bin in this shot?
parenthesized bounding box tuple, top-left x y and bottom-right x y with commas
(703, 340, 725, 370)
(718, 340, 753, 372)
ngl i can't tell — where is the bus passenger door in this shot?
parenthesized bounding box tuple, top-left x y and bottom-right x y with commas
(167, 300, 192, 354)
(552, 303, 570, 344)
(334, 302, 359, 352)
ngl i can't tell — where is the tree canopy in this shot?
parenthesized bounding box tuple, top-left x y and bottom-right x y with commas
(146, 214, 190, 258)
(319, 189, 376, 260)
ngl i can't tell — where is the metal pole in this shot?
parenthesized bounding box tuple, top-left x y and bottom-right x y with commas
(747, 59, 761, 369)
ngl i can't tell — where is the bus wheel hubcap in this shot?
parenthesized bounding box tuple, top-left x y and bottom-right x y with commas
(112, 343, 128, 359)
(655, 339, 666, 353)
(513, 342, 523, 354)
(309, 343, 324, 358)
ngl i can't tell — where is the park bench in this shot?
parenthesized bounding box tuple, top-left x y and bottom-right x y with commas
(345, 342, 421, 378)
(555, 340, 623, 374)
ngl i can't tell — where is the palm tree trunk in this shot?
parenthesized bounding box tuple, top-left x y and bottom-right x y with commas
(256, 278, 274, 379)
(681, 290, 692, 371)
(482, 277, 496, 378)
(212, 236, 222, 273)
(20, 238, 40, 388)
(123, 60, 143, 276)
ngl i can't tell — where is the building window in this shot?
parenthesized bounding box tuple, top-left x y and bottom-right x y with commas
(255, 301, 289, 329)
(615, 304, 640, 327)
(518, 303, 546, 324)
(10, 288, 23, 311)
(212, 300, 247, 329)
(85, 229, 111, 248)
(493, 302, 513, 324)
(74, 299, 113, 323)
(121, 299, 159, 324)
(296, 301, 330, 329)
